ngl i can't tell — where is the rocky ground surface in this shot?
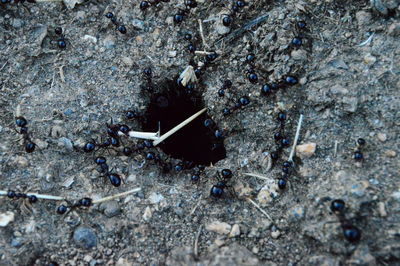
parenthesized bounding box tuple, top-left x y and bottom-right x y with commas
(0, 0, 399, 265)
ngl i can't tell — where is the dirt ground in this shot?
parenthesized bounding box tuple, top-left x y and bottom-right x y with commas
(0, 0, 399, 265)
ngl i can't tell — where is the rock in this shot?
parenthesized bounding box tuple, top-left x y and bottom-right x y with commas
(63, 0, 85, 9)
(121, 57, 134, 67)
(83, 35, 97, 43)
(103, 35, 116, 49)
(257, 178, 279, 206)
(73, 227, 97, 249)
(229, 224, 241, 238)
(143, 206, 152, 221)
(377, 133, 387, 142)
(341, 96, 358, 113)
(363, 53, 377, 66)
(215, 23, 230, 35)
(385, 150, 397, 157)
(349, 245, 376, 265)
(291, 49, 308, 61)
(271, 230, 281, 239)
(58, 137, 74, 151)
(26, 24, 48, 56)
(205, 221, 231, 234)
(388, 22, 400, 36)
(356, 11, 372, 26)
(11, 237, 24, 248)
(0, 211, 15, 227)
(289, 205, 306, 221)
(168, 51, 177, 57)
(378, 202, 387, 217)
(101, 201, 121, 218)
(207, 243, 260, 265)
(131, 19, 145, 30)
(116, 258, 134, 266)
(148, 192, 164, 204)
(12, 18, 24, 28)
(50, 125, 66, 138)
(296, 143, 317, 158)
(307, 255, 340, 266)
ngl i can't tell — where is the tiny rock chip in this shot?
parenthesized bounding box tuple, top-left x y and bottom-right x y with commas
(143, 206, 152, 221)
(206, 221, 232, 235)
(73, 226, 97, 249)
(271, 230, 281, 239)
(296, 143, 317, 158)
(229, 224, 241, 238)
(378, 202, 387, 217)
(377, 133, 387, 142)
(0, 211, 15, 227)
(385, 150, 397, 158)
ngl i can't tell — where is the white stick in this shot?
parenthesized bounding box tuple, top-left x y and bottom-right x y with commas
(0, 190, 64, 201)
(243, 172, 269, 180)
(125, 130, 160, 140)
(198, 19, 209, 49)
(92, 187, 141, 204)
(288, 114, 304, 162)
(194, 51, 215, 56)
(246, 198, 272, 222)
(153, 108, 207, 146)
(36, 0, 63, 2)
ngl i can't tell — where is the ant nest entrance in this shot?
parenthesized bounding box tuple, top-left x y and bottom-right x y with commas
(142, 78, 226, 166)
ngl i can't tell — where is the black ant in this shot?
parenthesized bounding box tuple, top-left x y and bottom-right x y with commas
(15, 116, 36, 153)
(94, 156, 122, 187)
(139, 0, 170, 11)
(173, 0, 198, 24)
(7, 190, 38, 203)
(330, 199, 362, 243)
(54, 27, 66, 49)
(210, 169, 234, 198)
(56, 197, 93, 215)
(105, 12, 127, 34)
(354, 138, 366, 160)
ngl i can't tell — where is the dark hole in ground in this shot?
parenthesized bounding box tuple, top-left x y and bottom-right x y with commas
(142, 79, 226, 166)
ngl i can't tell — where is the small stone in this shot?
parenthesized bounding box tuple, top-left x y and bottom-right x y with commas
(215, 24, 230, 35)
(388, 22, 400, 36)
(214, 238, 225, 247)
(296, 143, 317, 158)
(377, 133, 387, 142)
(84, 255, 93, 263)
(143, 206, 152, 221)
(83, 35, 97, 43)
(289, 205, 306, 221)
(50, 125, 66, 138)
(385, 150, 397, 157)
(148, 192, 164, 204)
(168, 51, 177, 57)
(356, 11, 372, 26)
(131, 19, 145, 30)
(257, 178, 279, 206)
(11, 237, 24, 248)
(12, 18, 24, 28)
(363, 53, 377, 65)
(290, 49, 307, 61)
(378, 202, 387, 217)
(271, 230, 281, 239)
(73, 226, 97, 249)
(58, 137, 74, 151)
(121, 57, 134, 67)
(103, 35, 116, 49)
(342, 96, 358, 113)
(371, 0, 388, 15)
(0, 211, 15, 227)
(229, 224, 241, 238)
(14, 156, 29, 167)
(101, 201, 121, 218)
(206, 221, 232, 235)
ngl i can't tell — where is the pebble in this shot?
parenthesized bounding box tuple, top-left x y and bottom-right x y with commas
(291, 49, 308, 61)
(11, 237, 24, 248)
(370, 0, 388, 15)
(131, 19, 145, 30)
(271, 230, 281, 239)
(103, 35, 116, 49)
(121, 57, 134, 67)
(205, 221, 232, 235)
(356, 11, 372, 26)
(58, 137, 74, 151)
(363, 53, 377, 66)
(378, 202, 387, 217)
(229, 224, 241, 238)
(388, 22, 400, 36)
(257, 178, 279, 206)
(12, 18, 24, 28)
(168, 51, 177, 57)
(289, 205, 306, 221)
(83, 35, 98, 43)
(143, 206, 152, 221)
(50, 125, 66, 138)
(385, 150, 397, 157)
(377, 133, 387, 142)
(0, 212, 15, 227)
(215, 23, 230, 35)
(101, 201, 121, 218)
(296, 143, 317, 158)
(14, 156, 29, 167)
(341, 96, 358, 113)
(148, 192, 164, 204)
(73, 227, 97, 249)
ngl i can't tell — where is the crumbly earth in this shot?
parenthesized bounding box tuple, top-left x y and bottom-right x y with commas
(0, 0, 399, 265)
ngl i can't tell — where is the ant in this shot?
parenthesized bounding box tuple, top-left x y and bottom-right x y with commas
(15, 116, 36, 153)
(139, 0, 170, 11)
(330, 199, 362, 243)
(173, 0, 198, 24)
(54, 27, 66, 49)
(56, 197, 93, 215)
(210, 169, 234, 198)
(354, 138, 366, 161)
(94, 156, 122, 187)
(7, 190, 38, 203)
(105, 12, 127, 34)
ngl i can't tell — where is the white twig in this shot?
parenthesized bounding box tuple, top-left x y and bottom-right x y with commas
(243, 172, 269, 180)
(288, 114, 304, 162)
(246, 198, 272, 222)
(334, 140, 338, 158)
(357, 33, 374, 47)
(35, 0, 63, 2)
(194, 225, 202, 258)
(194, 51, 215, 56)
(92, 187, 141, 204)
(178, 65, 198, 87)
(153, 108, 207, 146)
(125, 130, 160, 140)
(0, 190, 64, 201)
(198, 19, 209, 49)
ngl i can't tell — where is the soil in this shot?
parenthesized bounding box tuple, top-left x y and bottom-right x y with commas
(0, 0, 399, 265)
